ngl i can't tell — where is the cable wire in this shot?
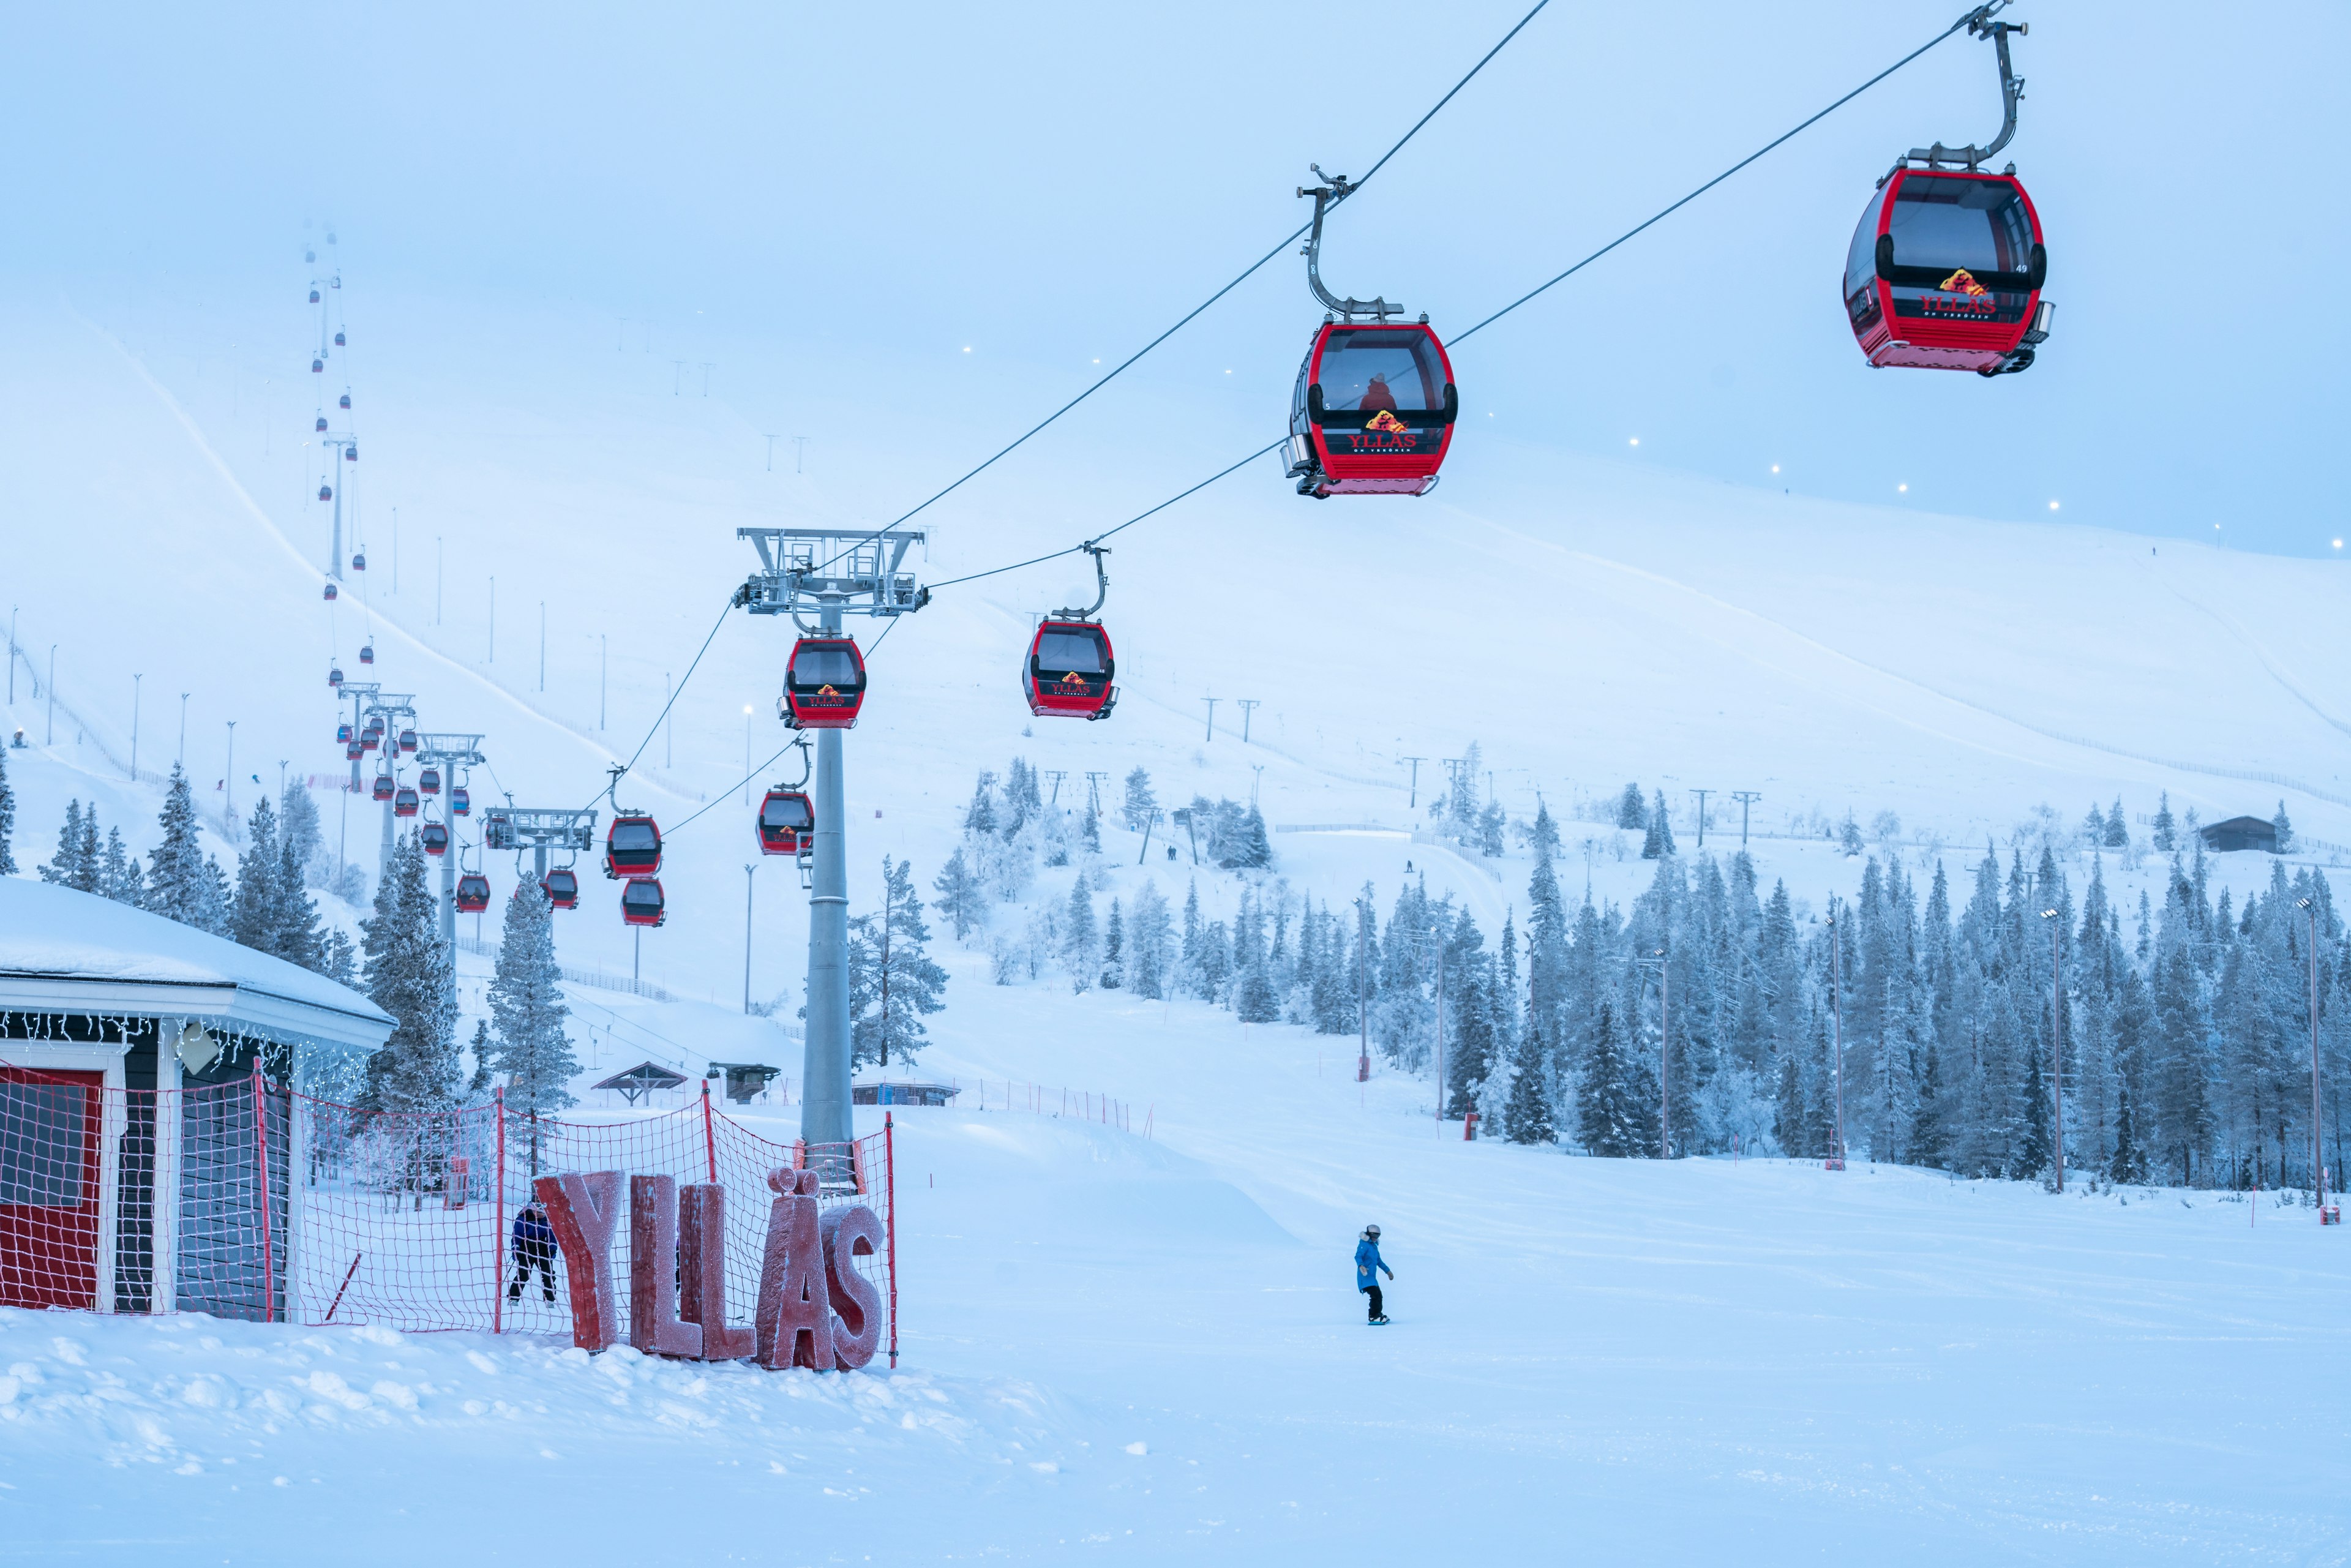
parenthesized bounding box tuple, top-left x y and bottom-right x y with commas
(809, 0, 1554, 577)
(587, 591, 736, 811)
(666, 740, 804, 837)
(1453, 12, 1980, 343)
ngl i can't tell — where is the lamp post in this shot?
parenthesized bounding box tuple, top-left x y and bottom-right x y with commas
(2040, 907, 2066, 1193)
(2298, 897, 2330, 1217)
(744, 865, 757, 1015)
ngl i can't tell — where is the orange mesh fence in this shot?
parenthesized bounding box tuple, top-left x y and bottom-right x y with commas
(0, 1063, 893, 1363)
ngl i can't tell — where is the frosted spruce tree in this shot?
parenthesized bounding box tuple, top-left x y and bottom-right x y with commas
(487, 880, 577, 1117)
(931, 847, 986, 942)
(1060, 872, 1098, 993)
(99, 826, 145, 906)
(849, 856, 947, 1068)
(1127, 881, 1171, 1000)
(361, 834, 461, 1113)
(40, 800, 101, 891)
(1100, 899, 1125, 990)
(279, 779, 326, 888)
(0, 746, 15, 875)
(230, 796, 282, 952)
(1120, 765, 1158, 832)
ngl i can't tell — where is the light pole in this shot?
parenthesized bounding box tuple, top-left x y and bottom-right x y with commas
(1826, 911, 1845, 1169)
(2298, 897, 2330, 1215)
(744, 865, 758, 1015)
(1201, 696, 1218, 743)
(1691, 789, 1710, 850)
(225, 721, 238, 824)
(1401, 757, 1425, 810)
(1355, 895, 1372, 1083)
(2040, 907, 2066, 1193)
(1733, 790, 1761, 849)
(1236, 699, 1259, 743)
(743, 707, 754, 805)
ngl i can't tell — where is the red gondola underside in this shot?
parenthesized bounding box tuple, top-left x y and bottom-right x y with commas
(1022, 620, 1117, 720)
(757, 790, 815, 855)
(1288, 322, 1457, 498)
(781, 637, 866, 730)
(1843, 168, 2049, 375)
(620, 877, 666, 928)
(605, 814, 662, 879)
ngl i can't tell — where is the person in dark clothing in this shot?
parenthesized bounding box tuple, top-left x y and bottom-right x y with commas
(508, 1201, 558, 1302)
(1355, 1224, 1393, 1324)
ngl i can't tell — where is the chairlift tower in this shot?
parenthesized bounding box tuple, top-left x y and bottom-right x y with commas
(481, 806, 599, 888)
(416, 733, 487, 1002)
(735, 526, 926, 1173)
(321, 435, 358, 582)
(360, 694, 416, 884)
(337, 681, 381, 796)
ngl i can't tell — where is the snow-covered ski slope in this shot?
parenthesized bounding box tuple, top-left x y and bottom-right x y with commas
(2, 289, 2345, 1004)
(6, 983, 2349, 1562)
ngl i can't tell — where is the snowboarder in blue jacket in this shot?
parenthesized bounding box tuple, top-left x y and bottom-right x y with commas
(1355, 1225, 1393, 1324)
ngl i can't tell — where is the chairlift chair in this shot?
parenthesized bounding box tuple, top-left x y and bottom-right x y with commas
(620, 877, 666, 928)
(604, 814, 662, 878)
(780, 636, 866, 729)
(542, 866, 582, 909)
(1283, 170, 1457, 498)
(1843, 12, 2050, 376)
(757, 789, 816, 855)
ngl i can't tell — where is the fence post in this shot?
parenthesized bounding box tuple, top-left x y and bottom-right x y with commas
(701, 1081, 718, 1183)
(884, 1112, 898, 1371)
(492, 1087, 506, 1335)
(253, 1071, 274, 1325)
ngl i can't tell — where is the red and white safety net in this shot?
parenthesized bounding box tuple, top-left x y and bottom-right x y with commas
(0, 1063, 893, 1361)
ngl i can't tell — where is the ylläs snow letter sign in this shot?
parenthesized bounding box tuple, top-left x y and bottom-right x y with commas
(532, 1167, 884, 1370)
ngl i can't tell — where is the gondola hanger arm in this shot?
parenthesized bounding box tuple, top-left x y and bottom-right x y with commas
(1907, 4, 2025, 170)
(1299, 168, 1403, 322)
(1052, 543, 1111, 621)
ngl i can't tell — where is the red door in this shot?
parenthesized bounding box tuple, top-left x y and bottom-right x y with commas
(0, 1068, 102, 1309)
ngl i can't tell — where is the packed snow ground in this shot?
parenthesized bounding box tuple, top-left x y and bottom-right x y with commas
(7, 970, 2351, 1562)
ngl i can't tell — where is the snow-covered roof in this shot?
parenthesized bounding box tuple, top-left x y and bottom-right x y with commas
(0, 876, 394, 1053)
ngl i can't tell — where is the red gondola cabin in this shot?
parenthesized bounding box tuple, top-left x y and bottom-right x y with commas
(456, 873, 492, 913)
(1843, 168, 2051, 376)
(397, 728, 418, 754)
(604, 814, 662, 879)
(620, 877, 666, 928)
(450, 786, 470, 816)
(371, 773, 395, 803)
(1023, 620, 1116, 720)
(757, 789, 815, 855)
(394, 786, 419, 818)
(1287, 323, 1457, 498)
(418, 767, 441, 796)
(419, 822, 449, 855)
(542, 868, 581, 909)
(781, 637, 866, 729)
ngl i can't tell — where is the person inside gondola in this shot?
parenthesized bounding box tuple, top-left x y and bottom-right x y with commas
(1359, 373, 1398, 413)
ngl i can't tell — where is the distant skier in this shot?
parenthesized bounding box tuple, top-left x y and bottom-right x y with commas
(1355, 1224, 1393, 1325)
(508, 1199, 558, 1304)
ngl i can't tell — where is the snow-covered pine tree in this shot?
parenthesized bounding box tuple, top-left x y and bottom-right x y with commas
(468, 1020, 493, 1096)
(849, 855, 947, 1068)
(1616, 783, 1646, 830)
(99, 826, 145, 906)
(1235, 805, 1273, 869)
(0, 746, 15, 875)
(2273, 800, 2296, 853)
(962, 770, 999, 836)
(1081, 800, 1101, 854)
(1478, 798, 1506, 857)
(1651, 790, 1677, 857)
(279, 779, 326, 888)
(2151, 791, 2177, 852)
(40, 800, 99, 891)
(361, 835, 462, 1114)
(1503, 1022, 1554, 1144)
(2104, 795, 2131, 850)
(1101, 899, 1125, 990)
(1578, 1002, 1642, 1157)
(931, 847, 986, 942)
(230, 796, 282, 953)
(2082, 801, 2107, 844)
(1838, 810, 1865, 856)
(145, 766, 209, 926)
(1060, 872, 1098, 993)
(273, 821, 328, 973)
(1128, 881, 1171, 1000)
(487, 879, 577, 1117)
(1121, 765, 1158, 832)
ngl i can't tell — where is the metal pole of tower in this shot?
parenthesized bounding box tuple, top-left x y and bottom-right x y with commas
(1691, 789, 1710, 849)
(1401, 757, 1425, 810)
(331, 472, 345, 582)
(1236, 699, 1259, 743)
(804, 596, 855, 1163)
(1201, 697, 1218, 742)
(1733, 790, 1761, 848)
(2042, 907, 2064, 1193)
(744, 865, 757, 1014)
